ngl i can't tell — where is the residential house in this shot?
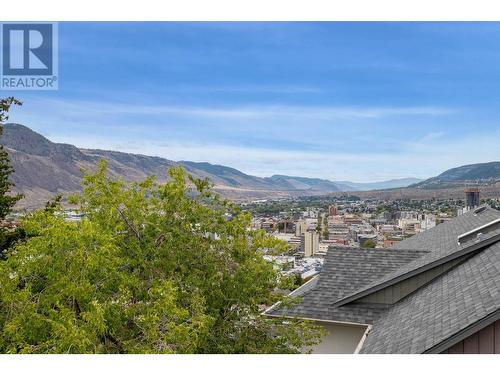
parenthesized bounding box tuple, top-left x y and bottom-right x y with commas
(265, 206, 500, 354)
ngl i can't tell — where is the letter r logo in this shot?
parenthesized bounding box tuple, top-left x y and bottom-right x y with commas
(2, 23, 53, 76)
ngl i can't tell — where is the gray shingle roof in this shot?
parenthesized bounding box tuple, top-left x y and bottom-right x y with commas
(391, 206, 500, 252)
(361, 241, 500, 353)
(266, 247, 425, 324)
(334, 207, 500, 307)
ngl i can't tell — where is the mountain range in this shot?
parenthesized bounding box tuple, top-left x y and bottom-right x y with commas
(411, 161, 500, 189)
(0, 123, 427, 208)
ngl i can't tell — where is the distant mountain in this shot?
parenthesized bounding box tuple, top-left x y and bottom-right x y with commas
(265, 175, 342, 192)
(1, 123, 181, 208)
(265, 175, 422, 191)
(0, 124, 337, 207)
(332, 177, 423, 191)
(0, 123, 426, 208)
(413, 162, 500, 189)
(179, 161, 278, 190)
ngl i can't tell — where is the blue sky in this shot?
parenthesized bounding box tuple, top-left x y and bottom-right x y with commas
(4, 22, 500, 182)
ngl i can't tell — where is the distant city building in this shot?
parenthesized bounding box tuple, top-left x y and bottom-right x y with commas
(278, 218, 294, 233)
(383, 238, 402, 248)
(328, 215, 344, 224)
(301, 231, 319, 257)
(420, 214, 436, 231)
(272, 233, 301, 251)
(328, 205, 338, 216)
(295, 218, 317, 236)
(302, 209, 319, 218)
(261, 218, 277, 232)
(465, 187, 480, 210)
(344, 215, 363, 225)
(398, 218, 421, 234)
(318, 242, 329, 255)
(328, 222, 350, 244)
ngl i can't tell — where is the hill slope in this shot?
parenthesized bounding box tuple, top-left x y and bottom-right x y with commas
(413, 161, 500, 189)
(331, 177, 423, 191)
(265, 175, 342, 192)
(179, 161, 278, 190)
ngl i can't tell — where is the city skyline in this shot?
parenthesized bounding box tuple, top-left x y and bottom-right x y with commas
(3, 22, 500, 182)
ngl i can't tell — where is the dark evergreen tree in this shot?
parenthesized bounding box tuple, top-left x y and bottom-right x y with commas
(0, 97, 22, 219)
(0, 97, 24, 258)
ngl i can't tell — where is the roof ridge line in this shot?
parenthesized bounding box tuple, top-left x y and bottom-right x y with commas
(332, 232, 500, 308)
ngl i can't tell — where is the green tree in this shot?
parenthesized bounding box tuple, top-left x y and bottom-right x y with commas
(315, 216, 322, 233)
(322, 228, 329, 240)
(0, 97, 22, 220)
(0, 98, 24, 259)
(322, 215, 329, 239)
(0, 161, 322, 353)
(361, 239, 377, 249)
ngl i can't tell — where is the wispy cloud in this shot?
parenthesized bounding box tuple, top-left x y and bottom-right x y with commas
(6, 97, 489, 183)
(167, 84, 325, 94)
(15, 97, 454, 121)
(44, 126, 500, 182)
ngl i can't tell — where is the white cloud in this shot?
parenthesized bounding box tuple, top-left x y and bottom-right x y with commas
(16, 97, 453, 121)
(10, 96, 495, 182)
(46, 128, 500, 182)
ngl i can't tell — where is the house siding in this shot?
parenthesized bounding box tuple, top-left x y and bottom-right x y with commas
(441, 319, 500, 354)
(357, 256, 466, 305)
(305, 322, 368, 354)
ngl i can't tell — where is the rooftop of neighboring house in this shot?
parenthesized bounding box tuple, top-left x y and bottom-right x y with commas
(265, 206, 500, 353)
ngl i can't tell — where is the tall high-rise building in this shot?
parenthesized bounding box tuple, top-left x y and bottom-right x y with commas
(295, 219, 306, 237)
(329, 205, 338, 216)
(465, 187, 480, 210)
(295, 218, 317, 236)
(301, 231, 319, 257)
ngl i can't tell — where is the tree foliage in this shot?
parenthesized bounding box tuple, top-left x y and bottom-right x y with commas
(322, 228, 329, 240)
(361, 239, 377, 249)
(0, 97, 24, 259)
(0, 97, 23, 221)
(0, 161, 323, 353)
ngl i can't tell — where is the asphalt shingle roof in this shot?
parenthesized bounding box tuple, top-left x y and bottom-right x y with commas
(391, 206, 500, 252)
(335, 207, 500, 307)
(361, 241, 500, 353)
(266, 247, 425, 324)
